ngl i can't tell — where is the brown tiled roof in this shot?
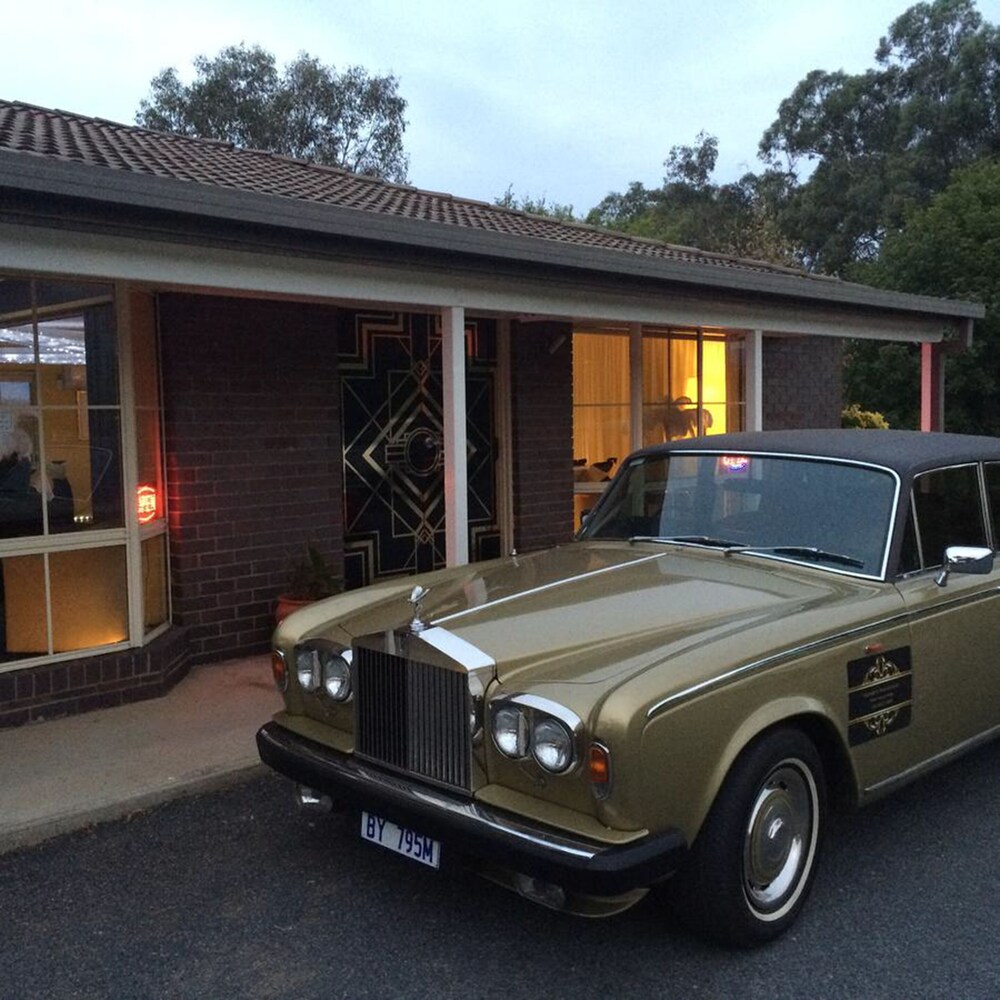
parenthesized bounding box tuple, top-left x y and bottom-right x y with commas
(0, 98, 815, 280)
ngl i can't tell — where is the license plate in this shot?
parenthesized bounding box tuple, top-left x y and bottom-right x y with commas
(360, 811, 441, 869)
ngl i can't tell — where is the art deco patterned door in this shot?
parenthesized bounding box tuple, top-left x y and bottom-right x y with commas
(338, 311, 500, 590)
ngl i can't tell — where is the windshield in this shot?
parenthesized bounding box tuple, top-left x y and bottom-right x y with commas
(579, 452, 897, 577)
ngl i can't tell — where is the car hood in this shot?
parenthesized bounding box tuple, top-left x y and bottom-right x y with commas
(291, 542, 898, 698)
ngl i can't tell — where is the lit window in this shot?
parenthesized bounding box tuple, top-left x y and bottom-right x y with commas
(0, 277, 168, 665)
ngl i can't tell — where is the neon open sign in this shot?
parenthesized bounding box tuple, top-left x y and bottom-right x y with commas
(136, 485, 159, 524)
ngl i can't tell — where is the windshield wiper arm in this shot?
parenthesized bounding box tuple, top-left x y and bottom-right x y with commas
(629, 534, 742, 549)
(724, 545, 864, 569)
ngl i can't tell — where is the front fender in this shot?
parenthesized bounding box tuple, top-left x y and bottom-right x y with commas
(639, 689, 849, 846)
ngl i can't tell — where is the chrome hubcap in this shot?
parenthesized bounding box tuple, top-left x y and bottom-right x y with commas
(743, 760, 816, 915)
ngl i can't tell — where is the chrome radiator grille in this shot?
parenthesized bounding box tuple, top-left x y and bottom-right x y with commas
(355, 647, 472, 793)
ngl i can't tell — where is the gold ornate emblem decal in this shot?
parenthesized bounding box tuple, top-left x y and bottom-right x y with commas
(862, 656, 902, 737)
(847, 646, 913, 746)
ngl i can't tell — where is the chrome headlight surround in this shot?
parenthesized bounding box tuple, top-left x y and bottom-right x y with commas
(271, 648, 290, 693)
(294, 641, 353, 701)
(490, 694, 582, 774)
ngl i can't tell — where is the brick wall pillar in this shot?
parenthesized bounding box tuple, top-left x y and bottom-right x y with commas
(762, 337, 844, 430)
(509, 321, 574, 551)
(159, 294, 343, 663)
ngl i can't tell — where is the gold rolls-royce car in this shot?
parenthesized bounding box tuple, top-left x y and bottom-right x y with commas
(257, 429, 1000, 946)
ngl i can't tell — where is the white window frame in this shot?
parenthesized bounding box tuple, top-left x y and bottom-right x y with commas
(0, 274, 169, 674)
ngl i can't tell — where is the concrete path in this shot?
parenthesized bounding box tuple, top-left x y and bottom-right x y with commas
(0, 655, 281, 854)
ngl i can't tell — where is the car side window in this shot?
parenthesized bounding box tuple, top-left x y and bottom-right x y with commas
(897, 495, 921, 575)
(908, 465, 987, 571)
(984, 463, 1000, 547)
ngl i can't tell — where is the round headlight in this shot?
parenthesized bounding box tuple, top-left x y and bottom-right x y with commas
(532, 717, 574, 773)
(295, 647, 320, 691)
(493, 704, 529, 758)
(321, 652, 352, 701)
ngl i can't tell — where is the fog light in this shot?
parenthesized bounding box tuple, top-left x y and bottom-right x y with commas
(513, 873, 567, 910)
(294, 785, 333, 814)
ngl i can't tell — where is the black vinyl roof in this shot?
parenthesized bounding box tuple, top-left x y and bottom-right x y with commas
(654, 429, 1000, 477)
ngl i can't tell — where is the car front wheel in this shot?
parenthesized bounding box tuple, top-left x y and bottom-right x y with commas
(670, 727, 825, 947)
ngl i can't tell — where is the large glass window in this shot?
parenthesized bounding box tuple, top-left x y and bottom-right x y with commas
(1, 547, 129, 655)
(573, 327, 745, 528)
(0, 277, 167, 665)
(1, 279, 123, 538)
(642, 329, 744, 445)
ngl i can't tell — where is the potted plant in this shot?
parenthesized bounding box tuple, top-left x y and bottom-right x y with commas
(276, 544, 342, 623)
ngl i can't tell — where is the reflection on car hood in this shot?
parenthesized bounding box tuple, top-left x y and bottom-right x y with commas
(297, 542, 895, 694)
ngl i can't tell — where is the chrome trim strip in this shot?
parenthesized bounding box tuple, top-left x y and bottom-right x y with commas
(719, 549, 885, 582)
(589, 739, 613, 801)
(897, 582, 1000, 616)
(500, 693, 584, 734)
(404, 784, 596, 860)
(865, 722, 1000, 797)
(646, 583, 1000, 721)
(272, 647, 289, 693)
(434, 553, 665, 626)
(417, 626, 496, 671)
(645, 612, 913, 721)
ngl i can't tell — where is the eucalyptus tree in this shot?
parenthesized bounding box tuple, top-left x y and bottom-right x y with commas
(137, 43, 409, 182)
(760, 0, 1000, 273)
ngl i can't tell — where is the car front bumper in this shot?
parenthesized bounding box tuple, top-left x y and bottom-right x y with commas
(257, 721, 687, 898)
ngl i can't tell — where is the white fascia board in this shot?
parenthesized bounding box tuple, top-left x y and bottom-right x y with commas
(2, 150, 983, 321)
(0, 222, 953, 344)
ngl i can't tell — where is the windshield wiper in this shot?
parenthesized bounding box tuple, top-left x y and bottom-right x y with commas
(724, 545, 864, 569)
(629, 535, 742, 549)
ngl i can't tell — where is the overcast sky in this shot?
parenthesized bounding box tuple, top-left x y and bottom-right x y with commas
(5, 0, 1000, 213)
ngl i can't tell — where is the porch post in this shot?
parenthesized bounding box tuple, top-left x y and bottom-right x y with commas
(441, 306, 469, 566)
(745, 330, 764, 431)
(920, 342, 944, 432)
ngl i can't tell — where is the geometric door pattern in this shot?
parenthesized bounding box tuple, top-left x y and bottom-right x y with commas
(338, 310, 500, 590)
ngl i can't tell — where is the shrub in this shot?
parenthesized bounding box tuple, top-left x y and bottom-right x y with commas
(841, 404, 890, 429)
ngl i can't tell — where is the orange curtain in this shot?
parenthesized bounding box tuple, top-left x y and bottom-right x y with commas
(573, 333, 629, 479)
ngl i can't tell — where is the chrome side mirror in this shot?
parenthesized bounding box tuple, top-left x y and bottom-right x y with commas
(935, 546, 994, 587)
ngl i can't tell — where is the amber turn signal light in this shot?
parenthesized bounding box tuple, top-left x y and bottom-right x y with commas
(588, 743, 611, 785)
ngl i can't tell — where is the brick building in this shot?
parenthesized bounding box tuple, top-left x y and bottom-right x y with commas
(0, 99, 984, 726)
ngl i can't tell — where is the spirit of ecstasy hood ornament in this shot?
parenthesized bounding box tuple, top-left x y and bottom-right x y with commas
(409, 585, 430, 634)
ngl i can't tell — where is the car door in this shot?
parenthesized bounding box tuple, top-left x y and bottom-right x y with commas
(893, 462, 1000, 764)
